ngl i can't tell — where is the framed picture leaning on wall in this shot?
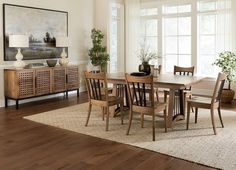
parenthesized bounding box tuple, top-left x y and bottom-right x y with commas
(3, 3, 68, 61)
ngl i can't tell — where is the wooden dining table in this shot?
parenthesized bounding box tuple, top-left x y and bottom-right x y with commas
(107, 73, 204, 128)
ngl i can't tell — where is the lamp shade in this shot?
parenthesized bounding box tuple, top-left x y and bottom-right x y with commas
(9, 34, 29, 48)
(56, 37, 69, 47)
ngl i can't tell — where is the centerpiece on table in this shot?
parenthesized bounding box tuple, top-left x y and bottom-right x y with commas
(213, 51, 236, 103)
(88, 28, 109, 72)
(138, 43, 159, 75)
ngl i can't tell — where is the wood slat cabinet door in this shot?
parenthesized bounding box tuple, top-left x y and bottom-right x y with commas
(35, 68, 52, 95)
(17, 70, 35, 98)
(66, 66, 80, 90)
(52, 67, 66, 93)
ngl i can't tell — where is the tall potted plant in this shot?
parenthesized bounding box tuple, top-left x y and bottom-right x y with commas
(213, 51, 236, 103)
(88, 28, 109, 72)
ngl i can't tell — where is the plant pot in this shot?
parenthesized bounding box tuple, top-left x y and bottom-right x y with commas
(139, 62, 151, 75)
(221, 89, 235, 103)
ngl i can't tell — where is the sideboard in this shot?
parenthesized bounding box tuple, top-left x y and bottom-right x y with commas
(4, 65, 80, 109)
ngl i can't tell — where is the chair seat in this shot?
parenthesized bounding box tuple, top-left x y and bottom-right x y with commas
(187, 96, 219, 109)
(132, 101, 167, 115)
(188, 96, 211, 103)
(102, 95, 123, 105)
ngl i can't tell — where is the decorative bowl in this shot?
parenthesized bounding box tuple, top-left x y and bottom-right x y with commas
(46, 59, 57, 67)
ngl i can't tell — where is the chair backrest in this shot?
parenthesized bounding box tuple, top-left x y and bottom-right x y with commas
(150, 65, 162, 77)
(84, 71, 108, 101)
(125, 73, 154, 108)
(211, 72, 226, 104)
(174, 65, 194, 76)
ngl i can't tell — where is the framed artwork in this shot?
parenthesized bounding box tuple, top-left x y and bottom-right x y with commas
(3, 3, 68, 61)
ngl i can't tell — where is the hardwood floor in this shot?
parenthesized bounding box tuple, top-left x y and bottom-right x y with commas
(0, 92, 224, 170)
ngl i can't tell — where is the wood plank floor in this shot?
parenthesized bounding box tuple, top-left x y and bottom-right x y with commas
(1, 92, 231, 170)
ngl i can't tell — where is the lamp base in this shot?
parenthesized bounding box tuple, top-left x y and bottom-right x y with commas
(14, 60, 26, 69)
(59, 57, 69, 66)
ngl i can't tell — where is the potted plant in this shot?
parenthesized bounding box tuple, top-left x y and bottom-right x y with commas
(88, 28, 109, 72)
(213, 51, 236, 103)
(138, 42, 159, 75)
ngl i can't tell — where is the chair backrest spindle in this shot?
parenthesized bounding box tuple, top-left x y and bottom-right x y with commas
(125, 74, 154, 108)
(84, 72, 108, 101)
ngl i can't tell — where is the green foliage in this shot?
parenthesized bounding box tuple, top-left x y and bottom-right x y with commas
(88, 28, 109, 66)
(213, 51, 236, 89)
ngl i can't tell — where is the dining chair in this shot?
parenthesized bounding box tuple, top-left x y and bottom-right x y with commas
(84, 71, 124, 131)
(125, 73, 167, 141)
(186, 72, 226, 135)
(164, 65, 195, 114)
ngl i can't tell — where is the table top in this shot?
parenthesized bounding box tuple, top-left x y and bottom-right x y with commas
(107, 72, 204, 89)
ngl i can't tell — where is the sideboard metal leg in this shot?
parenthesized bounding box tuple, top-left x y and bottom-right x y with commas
(5, 97, 8, 107)
(77, 89, 80, 97)
(16, 100, 19, 110)
(66, 91, 68, 99)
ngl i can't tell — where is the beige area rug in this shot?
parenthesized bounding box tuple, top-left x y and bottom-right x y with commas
(24, 103, 236, 170)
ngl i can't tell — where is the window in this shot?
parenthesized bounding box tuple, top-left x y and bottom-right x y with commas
(163, 4, 192, 72)
(140, 7, 158, 65)
(139, 0, 231, 76)
(109, 3, 125, 73)
(197, 0, 231, 76)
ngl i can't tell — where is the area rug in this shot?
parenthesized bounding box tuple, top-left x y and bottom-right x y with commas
(24, 103, 236, 170)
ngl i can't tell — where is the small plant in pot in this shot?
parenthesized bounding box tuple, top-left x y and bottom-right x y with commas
(88, 28, 109, 72)
(138, 42, 159, 75)
(213, 51, 236, 103)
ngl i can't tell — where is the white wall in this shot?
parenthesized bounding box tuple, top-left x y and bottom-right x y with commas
(0, 0, 94, 107)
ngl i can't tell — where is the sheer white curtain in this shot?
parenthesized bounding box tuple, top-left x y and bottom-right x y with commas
(125, 0, 141, 72)
(216, 0, 232, 53)
(230, 0, 236, 93)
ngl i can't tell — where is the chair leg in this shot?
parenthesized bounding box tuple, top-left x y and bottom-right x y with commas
(195, 108, 198, 124)
(120, 101, 124, 125)
(191, 106, 194, 113)
(155, 90, 159, 102)
(164, 107, 167, 133)
(126, 109, 133, 135)
(141, 113, 144, 128)
(102, 107, 105, 121)
(186, 103, 191, 130)
(217, 107, 224, 128)
(152, 114, 155, 141)
(210, 109, 217, 135)
(189, 94, 194, 113)
(164, 91, 167, 102)
(106, 107, 109, 131)
(85, 103, 92, 126)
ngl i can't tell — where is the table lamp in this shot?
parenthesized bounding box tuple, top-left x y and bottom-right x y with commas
(56, 37, 69, 66)
(9, 34, 29, 68)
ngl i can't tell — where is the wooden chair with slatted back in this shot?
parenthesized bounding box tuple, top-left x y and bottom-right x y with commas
(84, 71, 124, 131)
(186, 72, 226, 135)
(164, 65, 195, 113)
(125, 73, 167, 141)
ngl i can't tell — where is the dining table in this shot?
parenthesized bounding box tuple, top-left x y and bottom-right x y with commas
(107, 72, 204, 128)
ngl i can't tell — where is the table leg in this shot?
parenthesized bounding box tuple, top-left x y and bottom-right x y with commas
(111, 84, 118, 116)
(167, 89, 175, 128)
(176, 89, 185, 121)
